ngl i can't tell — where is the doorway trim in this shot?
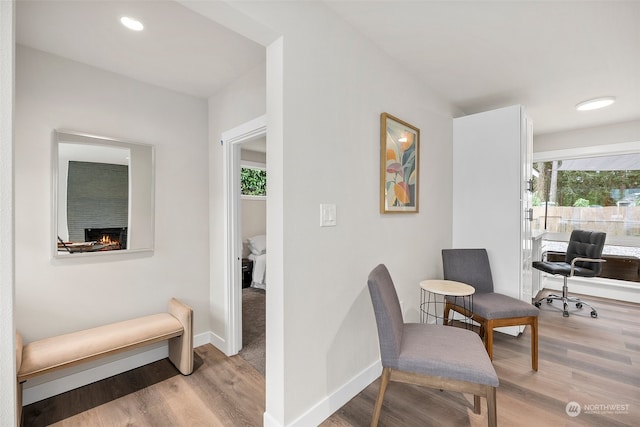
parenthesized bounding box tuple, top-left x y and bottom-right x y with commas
(0, 1, 17, 423)
(221, 114, 266, 355)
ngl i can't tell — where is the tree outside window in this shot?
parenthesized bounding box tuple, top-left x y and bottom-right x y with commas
(532, 154, 640, 238)
(241, 167, 266, 197)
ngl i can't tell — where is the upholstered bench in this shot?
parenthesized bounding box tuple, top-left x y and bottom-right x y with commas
(15, 298, 193, 426)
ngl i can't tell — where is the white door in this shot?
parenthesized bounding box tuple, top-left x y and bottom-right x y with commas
(521, 115, 534, 301)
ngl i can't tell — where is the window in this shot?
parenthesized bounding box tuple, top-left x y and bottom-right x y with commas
(533, 143, 640, 282)
(533, 152, 640, 242)
(241, 161, 266, 198)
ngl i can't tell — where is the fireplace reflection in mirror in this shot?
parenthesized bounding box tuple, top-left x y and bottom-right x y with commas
(54, 130, 155, 257)
(57, 227, 128, 253)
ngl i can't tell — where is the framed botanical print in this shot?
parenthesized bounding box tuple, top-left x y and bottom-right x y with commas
(380, 113, 420, 213)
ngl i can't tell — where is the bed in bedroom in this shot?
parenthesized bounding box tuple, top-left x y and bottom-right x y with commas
(246, 234, 266, 289)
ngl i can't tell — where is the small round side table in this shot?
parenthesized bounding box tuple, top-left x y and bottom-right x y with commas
(419, 279, 474, 328)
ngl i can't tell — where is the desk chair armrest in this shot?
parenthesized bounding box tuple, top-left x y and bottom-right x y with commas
(570, 257, 606, 276)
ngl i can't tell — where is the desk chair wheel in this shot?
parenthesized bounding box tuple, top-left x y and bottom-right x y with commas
(591, 311, 598, 318)
(563, 310, 569, 317)
(576, 302, 583, 309)
(534, 301, 541, 308)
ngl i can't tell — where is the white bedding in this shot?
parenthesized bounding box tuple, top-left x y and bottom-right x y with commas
(248, 252, 266, 289)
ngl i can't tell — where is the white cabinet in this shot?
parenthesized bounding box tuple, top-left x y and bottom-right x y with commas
(452, 105, 533, 335)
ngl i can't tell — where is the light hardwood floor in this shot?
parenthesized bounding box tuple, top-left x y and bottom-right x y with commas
(22, 291, 640, 426)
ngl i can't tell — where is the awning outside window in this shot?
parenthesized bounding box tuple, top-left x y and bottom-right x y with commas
(556, 153, 640, 171)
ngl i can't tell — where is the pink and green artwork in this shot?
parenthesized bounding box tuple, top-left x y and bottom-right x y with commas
(380, 113, 420, 213)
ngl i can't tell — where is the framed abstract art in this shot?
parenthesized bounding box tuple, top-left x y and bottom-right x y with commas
(380, 113, 420, 213)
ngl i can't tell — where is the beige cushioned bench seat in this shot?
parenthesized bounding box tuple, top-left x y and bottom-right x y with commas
(15, 298, 193, 426)
(18, 313, 183, 382)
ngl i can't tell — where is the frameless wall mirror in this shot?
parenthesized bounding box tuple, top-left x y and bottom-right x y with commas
(53, 130, 155, 257)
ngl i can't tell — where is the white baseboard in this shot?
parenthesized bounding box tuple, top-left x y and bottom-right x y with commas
(263, 411, 281, 427)
(286, 360, 382, 427)
(205, 330, 228, 354)
(22, 345, 169, 405)
(262, 360, 381, 427)
(538, 275, 640, 303)
(23, 331, 213, 406)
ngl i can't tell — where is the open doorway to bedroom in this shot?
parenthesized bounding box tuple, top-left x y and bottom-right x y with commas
(221, 114, 267, 375)
(238, 138, 266, 375)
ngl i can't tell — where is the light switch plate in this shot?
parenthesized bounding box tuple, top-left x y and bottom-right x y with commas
(320, 204, 337, 227)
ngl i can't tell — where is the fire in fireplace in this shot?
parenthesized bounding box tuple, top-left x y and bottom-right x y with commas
(85, 227, 128, 250)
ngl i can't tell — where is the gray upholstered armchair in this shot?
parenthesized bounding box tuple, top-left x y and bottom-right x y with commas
(442, 249, 539, 371)
(367, 264, 498, 427)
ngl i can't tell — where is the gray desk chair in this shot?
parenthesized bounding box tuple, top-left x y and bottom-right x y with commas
(367, 264, 498, 427)
(442, 249, 539, 371)
(533, 229, 606, 318)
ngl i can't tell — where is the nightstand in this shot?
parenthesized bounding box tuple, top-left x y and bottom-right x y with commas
(242, 258, 253, 288)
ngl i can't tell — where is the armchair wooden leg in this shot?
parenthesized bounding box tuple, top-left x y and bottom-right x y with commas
(444, 301, 452, 325)
(473, 395, 481, 414)
(371, 368, 391, 427)
(531, 316, 538, 371)
(487, 386, 497, 427)
(478, 318, 487, 340)
(484, 321, 494, 360)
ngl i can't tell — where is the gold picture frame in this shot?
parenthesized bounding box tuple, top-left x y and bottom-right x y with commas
(380, 113, 420, 213)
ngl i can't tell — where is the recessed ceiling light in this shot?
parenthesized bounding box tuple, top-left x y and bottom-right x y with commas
(120, 16, 144, 31)
(576, 97, 616, 111)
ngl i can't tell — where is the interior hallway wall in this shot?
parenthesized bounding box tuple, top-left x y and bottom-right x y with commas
(0, 1, 17, 425)
(205, 2, 459, 424)
(208, 61, 266, 340)
(14, 45, 210, 363)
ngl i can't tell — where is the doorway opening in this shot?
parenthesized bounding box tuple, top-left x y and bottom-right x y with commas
(221, 115, 266, 364)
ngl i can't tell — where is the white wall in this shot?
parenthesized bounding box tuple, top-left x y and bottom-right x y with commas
(206, 2, 456, 425)
(242, 198, 266, 255)
(242, 146, 266, 163)
(0, 2, 17, 425)
(208, 61, 266, 340)
(14, 45, 210, 387)
(534, 119, 640, 152)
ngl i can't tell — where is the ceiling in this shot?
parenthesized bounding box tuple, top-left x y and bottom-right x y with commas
(16, 1, 640, 136)
(326, 0, 640, 136)
(15, 0, 265, 99)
